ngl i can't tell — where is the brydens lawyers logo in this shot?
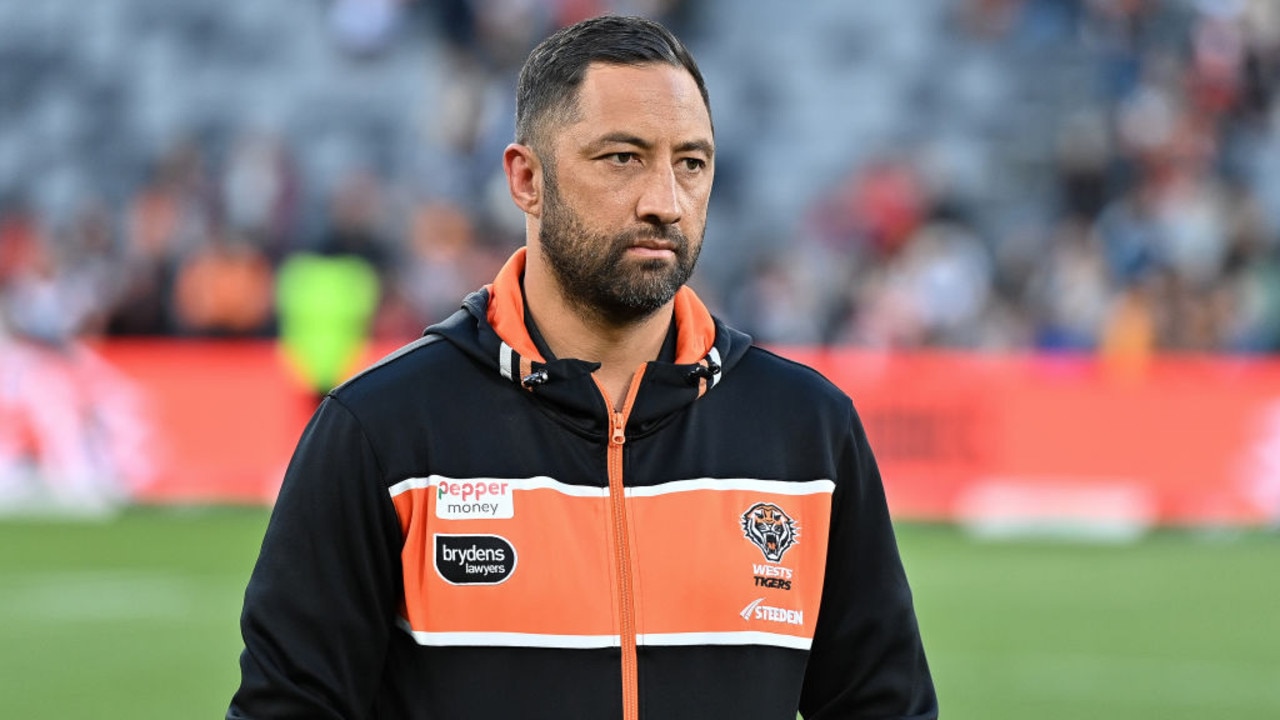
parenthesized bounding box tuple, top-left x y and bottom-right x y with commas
(741, 502, 798, 562)
(434, 534, 517, 585)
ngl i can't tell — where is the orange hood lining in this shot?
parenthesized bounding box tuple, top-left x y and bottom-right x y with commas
(485, 248, 717, 366)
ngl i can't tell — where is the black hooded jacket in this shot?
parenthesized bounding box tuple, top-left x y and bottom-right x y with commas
(229, 249, 937, 720)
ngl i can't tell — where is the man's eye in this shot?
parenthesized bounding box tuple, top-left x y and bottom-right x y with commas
(609, 152, 636, 164)
(681, 158, 706, 171)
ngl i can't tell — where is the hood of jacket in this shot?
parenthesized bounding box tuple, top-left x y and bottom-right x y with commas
(424, 248, 752, 439)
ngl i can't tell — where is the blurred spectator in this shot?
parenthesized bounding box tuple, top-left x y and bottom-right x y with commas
(110, 141, 219, 335)
(170, 228, 276, 337)
(319, 169, 396, 276)
(726, 252, 828, 346)
(397, 199, 483, 327)
(54, 198, 126, 338)
(271, 168, 396, 397)
(125, 139, 218, 261)
(275, 248, 380, 402)
(1222, 181, 1280, 351)
(3, 239, 88, 347)
(1100, 270, 1160, 369)
(1026, 219, 1112, 350)
(808, 157, 929, 261)
(833, 220, 995, 349)
(0, 198, 44, 310)
(221, 129, 302, 263)
(1094, 173, 1164, 286)
(1054, 110, 1114, 223)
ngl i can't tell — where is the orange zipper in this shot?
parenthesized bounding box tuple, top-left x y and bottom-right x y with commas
(597, 368, 646, 720)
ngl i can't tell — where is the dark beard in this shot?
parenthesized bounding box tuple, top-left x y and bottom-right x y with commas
(539, 173, 700, 326)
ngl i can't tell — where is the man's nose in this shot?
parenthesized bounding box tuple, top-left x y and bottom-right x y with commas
(636, 165, 682, 226)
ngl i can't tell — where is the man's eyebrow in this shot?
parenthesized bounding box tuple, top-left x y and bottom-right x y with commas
(585, 133, 715, 158)
(585, 133, 653, 153)
(675, 139, 715, 158)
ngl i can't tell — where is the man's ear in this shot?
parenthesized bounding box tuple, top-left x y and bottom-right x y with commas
(503, 143, 542, 217)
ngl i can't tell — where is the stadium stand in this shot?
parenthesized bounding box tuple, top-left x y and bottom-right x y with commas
(1, 0, 1280, 354)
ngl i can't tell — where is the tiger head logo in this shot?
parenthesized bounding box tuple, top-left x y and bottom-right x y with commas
(741, 502, 797, 562)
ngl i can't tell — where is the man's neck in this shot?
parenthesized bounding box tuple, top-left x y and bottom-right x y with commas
(524, 268, 673, 412)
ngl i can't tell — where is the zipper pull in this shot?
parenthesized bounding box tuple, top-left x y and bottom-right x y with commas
(611, 411, 626, 446)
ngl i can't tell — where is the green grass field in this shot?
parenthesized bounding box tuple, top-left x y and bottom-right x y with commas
(1, 508, 1277, 719)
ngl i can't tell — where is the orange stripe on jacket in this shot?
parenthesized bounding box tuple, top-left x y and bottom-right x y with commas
(391, 478, 833, 644)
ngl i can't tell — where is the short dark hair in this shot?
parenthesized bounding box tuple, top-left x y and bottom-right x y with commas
(514, 15, 711, 153)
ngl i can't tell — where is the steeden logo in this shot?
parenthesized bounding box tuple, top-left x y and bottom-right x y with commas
(739, 597, 804, 626)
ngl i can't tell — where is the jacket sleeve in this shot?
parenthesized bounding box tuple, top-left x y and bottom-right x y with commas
(798, 403, 938, 719)
(228, 396, 404, 719)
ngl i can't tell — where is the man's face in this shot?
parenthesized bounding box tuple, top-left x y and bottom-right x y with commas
(535, 62, 715, 325)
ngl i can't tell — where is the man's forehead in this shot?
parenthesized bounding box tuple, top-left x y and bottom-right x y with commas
(564, 62, 713, 144)
(577, 61, 703, 105)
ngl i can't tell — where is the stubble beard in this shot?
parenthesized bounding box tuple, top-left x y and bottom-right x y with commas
(538, 171, 702, 327)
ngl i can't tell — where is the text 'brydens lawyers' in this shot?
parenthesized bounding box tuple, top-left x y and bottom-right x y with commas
(434, 535, 517, 584)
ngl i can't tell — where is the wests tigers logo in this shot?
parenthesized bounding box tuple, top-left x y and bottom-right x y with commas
(741, 502, 797, 562)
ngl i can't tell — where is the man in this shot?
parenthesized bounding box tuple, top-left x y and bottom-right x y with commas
(229, 15, 937, 720)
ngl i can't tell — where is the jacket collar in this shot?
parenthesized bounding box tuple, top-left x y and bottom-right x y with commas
(485, 247, 718, 366)
(428, 248, 749, 437)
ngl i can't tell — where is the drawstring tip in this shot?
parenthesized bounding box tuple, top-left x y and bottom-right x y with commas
(685, 361, 721, 386)
(521, 369, 549, 389)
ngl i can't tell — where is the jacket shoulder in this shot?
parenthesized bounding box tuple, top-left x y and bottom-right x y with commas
(735, 346, 853, 409)
(328, 334, 465, 409)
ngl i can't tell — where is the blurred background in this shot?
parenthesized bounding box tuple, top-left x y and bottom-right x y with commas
(1, 0, 1278, 717)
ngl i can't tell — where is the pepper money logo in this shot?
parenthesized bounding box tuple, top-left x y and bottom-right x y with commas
(435, 478, 515, 520)
(741, 502, 798, 562)
(434, 534, 517, 585)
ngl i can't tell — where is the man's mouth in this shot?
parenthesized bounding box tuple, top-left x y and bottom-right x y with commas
(629, 237, 678, 252)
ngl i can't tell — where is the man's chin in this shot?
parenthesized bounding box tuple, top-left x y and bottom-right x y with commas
(613, 279, 685, 312)
(618, 239, 700, 284)
(617, 263, 686, 292)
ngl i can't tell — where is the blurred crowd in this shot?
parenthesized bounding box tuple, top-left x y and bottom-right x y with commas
(2, 0, 1280, 359)
(734, 0, 1280, 356)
